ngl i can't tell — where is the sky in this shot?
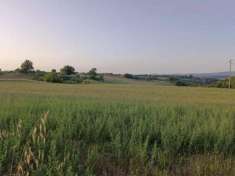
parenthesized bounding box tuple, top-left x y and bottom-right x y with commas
(0, 0, 235, 74)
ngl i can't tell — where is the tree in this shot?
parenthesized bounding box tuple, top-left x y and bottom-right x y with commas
(60, 65, 75, 75)
(88, 68, 97, 79)
(124, 73, 134, 79)
(20, 60, 34, 73)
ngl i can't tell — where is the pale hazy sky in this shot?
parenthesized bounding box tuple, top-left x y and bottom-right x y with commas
(0, 0, 235, 74)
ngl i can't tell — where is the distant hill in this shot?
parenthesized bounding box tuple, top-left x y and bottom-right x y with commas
(192, 72, 235, 79)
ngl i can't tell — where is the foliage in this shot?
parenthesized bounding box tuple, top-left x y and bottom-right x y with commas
(43, 72, 62, 83)
(124, 73, 135, 79)
(169, 76, 177, 82)
(15, 68, 21, 73)
(0, 81, 234, 175)
(20, 60, 34, 73)
(216, 77, 235, 88)
(32, 70, 47, 81)
(95, 74, 104, 81)
(60, 74, 82, 83)
(87, 68, 104, 81)
(60, 65, 76, 75)
(169, 75, 218, 87)
(175, 80, 189, 86)
(88, 68, 97, 79)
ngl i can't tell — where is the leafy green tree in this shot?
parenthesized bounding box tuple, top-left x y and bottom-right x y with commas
(60, 65, 75, 75)
(87, 68, 103, 81)
(88, 68, 97, 79)
(20, 60, 34, 73)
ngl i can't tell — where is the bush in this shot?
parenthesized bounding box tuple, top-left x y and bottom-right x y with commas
(176, 80, 188, 86)
(68, 74, 82, 83)
(33, 70, 47, 81)
(88, 68, 97, 79)
(169, 76, 177, 82)
(87, 68, 104, 81)
(124, 73, 134, 79)
(44, 72, 62, 83)
(215, 77, 235, 88)
(96, 74, 104, 81)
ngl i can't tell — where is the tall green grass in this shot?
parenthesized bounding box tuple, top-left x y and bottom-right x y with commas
(0, 81, 234, 175)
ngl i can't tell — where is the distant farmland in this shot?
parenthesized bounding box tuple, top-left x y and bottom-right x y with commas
(0, 80, 234, 176)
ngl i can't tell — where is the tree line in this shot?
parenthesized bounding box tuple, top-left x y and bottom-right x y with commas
(1, 59, 103, 83)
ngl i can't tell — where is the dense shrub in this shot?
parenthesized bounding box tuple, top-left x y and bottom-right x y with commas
(124, 73, 135, 79)
(87, 68, 104, 81)
(44, 72, 62, 83)
(216, 77, 235, 88)
(32, 70, 47, 81)
(61, 74, 82, 83)
(175, 80, 188, 86)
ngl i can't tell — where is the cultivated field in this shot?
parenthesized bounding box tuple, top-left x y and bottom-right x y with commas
(0, 81, 234, 176)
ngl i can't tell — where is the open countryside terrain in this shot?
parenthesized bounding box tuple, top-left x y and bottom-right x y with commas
(0, 80, 234, 176)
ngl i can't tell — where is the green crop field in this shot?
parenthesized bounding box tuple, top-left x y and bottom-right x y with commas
(0, 80, 234, 176)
